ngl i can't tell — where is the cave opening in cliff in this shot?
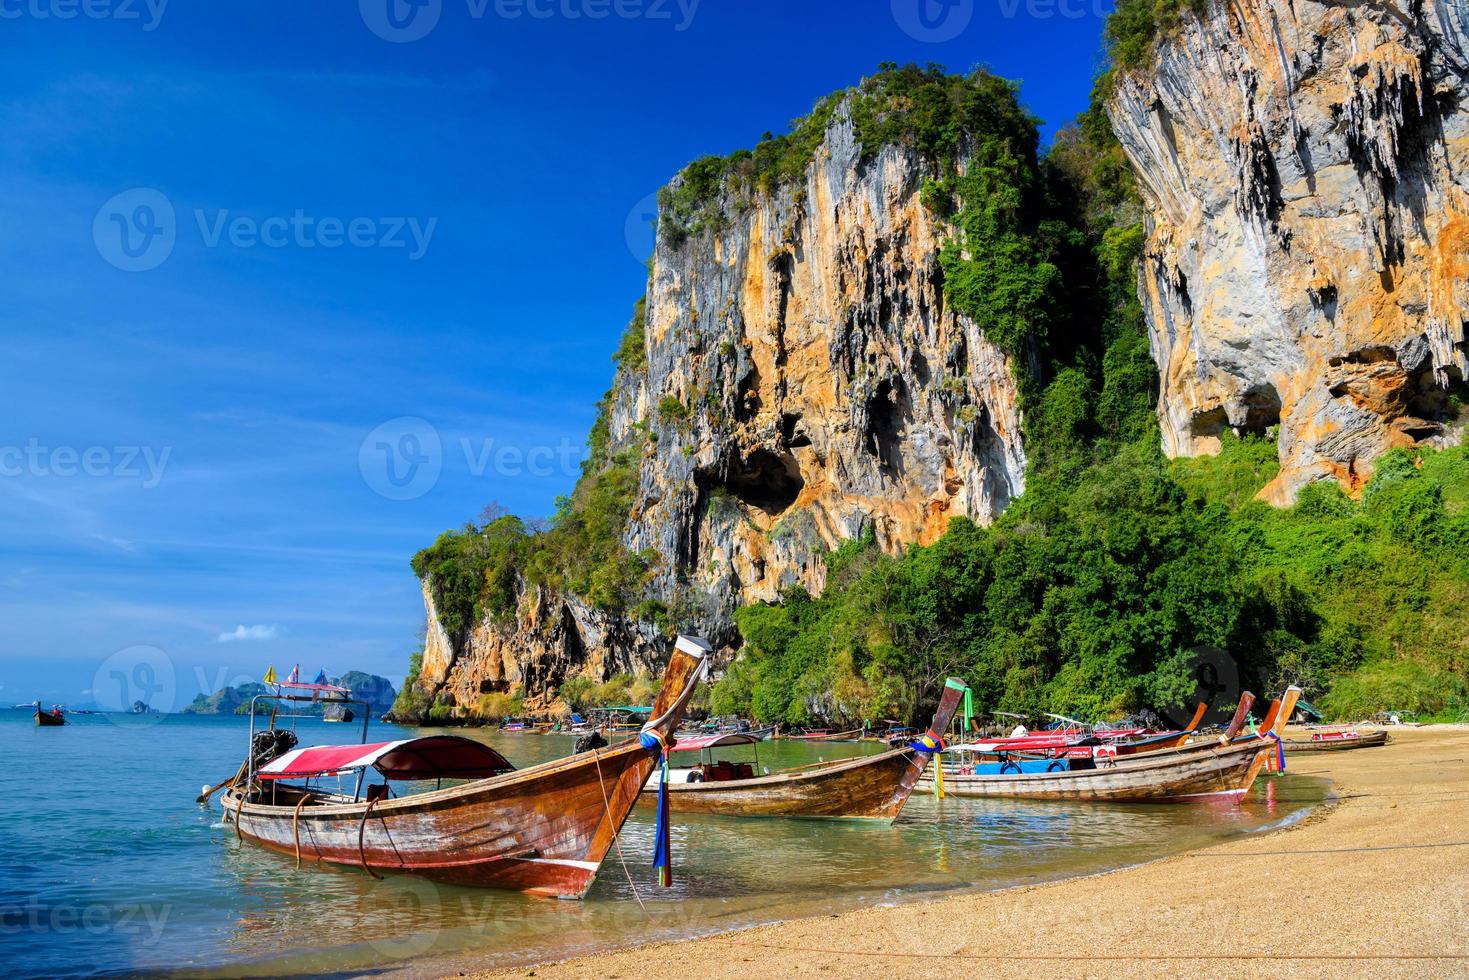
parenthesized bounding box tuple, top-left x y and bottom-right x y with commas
(865, 378, 908, 477)
(1237, 383, 1282, 436)
(696, 449, 803, 518)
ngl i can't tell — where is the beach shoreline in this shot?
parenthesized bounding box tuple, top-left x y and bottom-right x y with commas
(450, 726, 1469, 980)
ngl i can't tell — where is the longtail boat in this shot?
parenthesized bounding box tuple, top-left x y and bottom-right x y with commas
(218, 635, 709, 897)
(781, 727, 865, 742)
(1283, 728, 1389, 752)
(636, 678, 969, 820)
(952, 703, 1208, 761)
(915, 688, 1299, 803)
(34, 702, 66, 727)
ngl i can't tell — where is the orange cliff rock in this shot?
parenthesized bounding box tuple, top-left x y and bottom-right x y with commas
(1109, 0, 1469, 503)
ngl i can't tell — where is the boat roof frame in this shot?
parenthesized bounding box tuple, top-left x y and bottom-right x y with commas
(246, 690, 373, 789)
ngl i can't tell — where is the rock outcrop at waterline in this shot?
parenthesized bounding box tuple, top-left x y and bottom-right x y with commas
(1109, 0, 1469, 502)
(414, 103, 1028, 713)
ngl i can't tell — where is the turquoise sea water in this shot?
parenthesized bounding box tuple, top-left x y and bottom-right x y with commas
(2, 709, 1325, 978)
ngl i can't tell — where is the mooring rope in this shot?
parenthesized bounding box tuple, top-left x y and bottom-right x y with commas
(592, 747, 649, 916)
(292, 793, 314, 869)
(233, 787, 248, 841)
(357, 798, 382, 879)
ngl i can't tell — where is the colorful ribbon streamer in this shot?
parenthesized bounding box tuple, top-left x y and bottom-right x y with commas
(639, 729, 672, 887)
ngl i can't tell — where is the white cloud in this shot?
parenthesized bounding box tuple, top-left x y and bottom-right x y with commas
(216, 624, 279, 644)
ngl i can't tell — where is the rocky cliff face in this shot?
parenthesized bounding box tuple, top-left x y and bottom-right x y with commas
(1109, 0, 1469, 501)
(416, 105, 1028, 712)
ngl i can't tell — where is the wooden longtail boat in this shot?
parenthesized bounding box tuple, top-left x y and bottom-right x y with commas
(1283, 729, 1388, 752)
(915, 688, 1299, 804)
(637, 678, 969, 820)
(34, 702, 66, 727)
(219, 635, 709, 897)
(781, 727, 865, 742)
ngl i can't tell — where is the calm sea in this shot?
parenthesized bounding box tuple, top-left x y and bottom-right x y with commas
(1, 708, 1325, 978)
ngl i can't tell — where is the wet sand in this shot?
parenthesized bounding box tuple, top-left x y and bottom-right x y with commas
(461, 726, 1469, 979)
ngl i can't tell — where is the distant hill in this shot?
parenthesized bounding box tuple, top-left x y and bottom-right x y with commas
(182, 673, 397, 716)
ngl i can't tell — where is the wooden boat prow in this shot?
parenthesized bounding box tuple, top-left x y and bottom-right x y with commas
(918, 687, 1302, 804)
(220, 634, 710, 897)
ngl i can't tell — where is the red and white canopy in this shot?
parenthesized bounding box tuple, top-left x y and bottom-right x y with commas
(670, 732, 760, 753)
(257, 735, 515, 781)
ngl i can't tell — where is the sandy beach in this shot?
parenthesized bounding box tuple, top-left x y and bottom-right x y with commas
(463, 727, 1469, 980)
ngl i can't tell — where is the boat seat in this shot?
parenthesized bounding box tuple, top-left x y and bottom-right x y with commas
(710, 761, 737, 781)
(365, 784, 391, 802)
(731, 763, 755, 780)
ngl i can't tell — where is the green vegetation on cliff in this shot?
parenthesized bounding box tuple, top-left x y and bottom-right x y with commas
(411, 301, 653, 646)
(713, 60, 1469, 726)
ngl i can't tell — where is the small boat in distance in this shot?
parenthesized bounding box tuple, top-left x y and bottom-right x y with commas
(1283, 728, 1389, 752)
(218, 635, 709, 897)
(780, 727, 865, 742)
(34, 701, 66, 727)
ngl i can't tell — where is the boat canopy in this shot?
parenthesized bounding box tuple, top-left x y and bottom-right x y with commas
(257, 735, 515, 782)
(670, 732, 760, 753)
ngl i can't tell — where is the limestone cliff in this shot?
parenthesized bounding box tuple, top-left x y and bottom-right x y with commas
(414, 100, 1029, 714)
(1109, 0, 1469, 501)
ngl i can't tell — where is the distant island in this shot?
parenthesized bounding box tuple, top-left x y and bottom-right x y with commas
(182, 671, 397, 716)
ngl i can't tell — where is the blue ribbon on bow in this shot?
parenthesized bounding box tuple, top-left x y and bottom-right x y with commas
(1267, 730, 1285, 772)
(639, 729, 672, 887)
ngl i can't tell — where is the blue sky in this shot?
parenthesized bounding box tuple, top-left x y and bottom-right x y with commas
(1, 0, 1113, 709)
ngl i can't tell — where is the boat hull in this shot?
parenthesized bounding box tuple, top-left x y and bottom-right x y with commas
(224, 736, 656, 897)
(34, 711, 65, 727)
(220, 635, 708, 897)
(643, 747, 932, 820)
(916, 738, 1273, 802)
(1282, 730, 1388, 752)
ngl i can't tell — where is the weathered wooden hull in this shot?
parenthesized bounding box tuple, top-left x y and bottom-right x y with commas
(224, 741, 655, 896)
(1283, 730, 1388, 752)
(915, 738, 1273, 803)
(639, 678, 969, 820)
(642, 747, 933, 820)
(34, 711, 65, 727)
(221, 638, 707, 898)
